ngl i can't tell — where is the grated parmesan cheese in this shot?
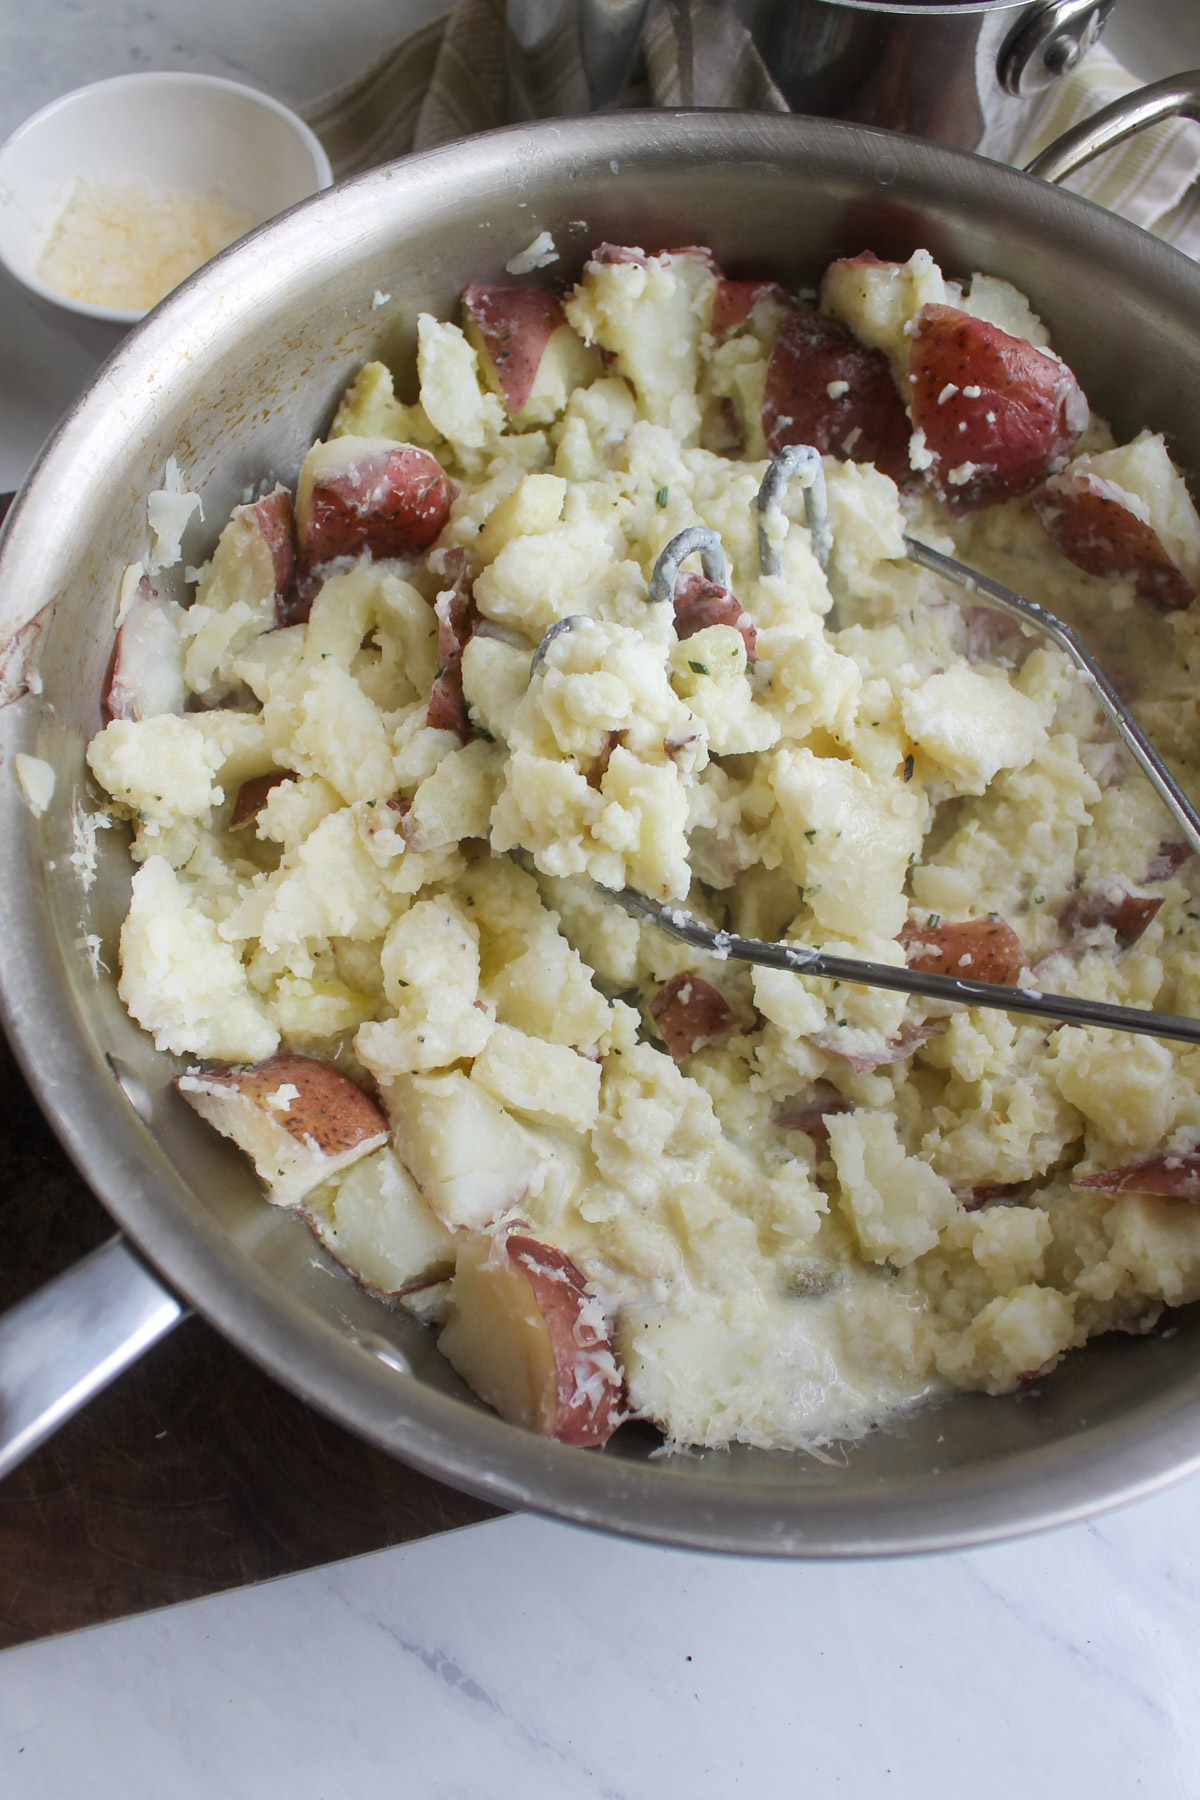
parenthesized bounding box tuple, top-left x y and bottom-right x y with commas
(37, 180, 255, 312)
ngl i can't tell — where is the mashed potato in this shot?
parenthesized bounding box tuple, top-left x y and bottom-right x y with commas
(81, 244, 1200, 1453)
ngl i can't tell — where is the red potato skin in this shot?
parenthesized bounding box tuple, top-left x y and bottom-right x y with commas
(1074, 1153, 1200, 1203)
(650, 972, 738, 1059)
(662, 245, 721, 270)
(908, 304, 1086, 514)
(505, 1234, 624, 1446)
(104, 575, 174, 722)
(180, 1053, 388, 1157)
(427, 561, 477, 744)
(298, 445, 454, 580)
(672, 572, 757, 661)
(774, 1085, 852, 1150)
(1147, 840, 1194, 882)
(252, 486, 297, 619)
(898, 918, 1028, 986)
(711, 278, 783, 336)
(590, 244, 647, 267)
(1034, 471, 1194, 610)
(963, 1182, 1033, 1211)
(589, 243, 719, 271)
(966, 605, 1032, 667)
(809, 1018, 943, 1073)
(1031, 942, 1085, 981)
(1058, 881, 1163, 950)
(276, 585, 315, 629)
(463, 284, 565, 418)
(585, 730, 619, 789)
(762, 310, 912, 485)
(229, 770, 295, 828)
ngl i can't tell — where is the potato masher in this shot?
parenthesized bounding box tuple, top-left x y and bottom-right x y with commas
(532, 447, 1200, 1048)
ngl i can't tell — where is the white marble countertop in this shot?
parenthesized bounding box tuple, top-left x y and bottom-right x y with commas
(3, 1486, 1200, 1798)
(3, 6, 1200, 1793)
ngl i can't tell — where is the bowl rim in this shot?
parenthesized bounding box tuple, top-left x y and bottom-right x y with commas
(0, 69, 334, 326)
(4, 108, 1200, 1556)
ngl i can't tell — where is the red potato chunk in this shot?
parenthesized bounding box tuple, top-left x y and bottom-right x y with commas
(462, 284, 566, 418)
(908, 304, 1086, 514)
(251, 485, 297, 619)
(898, 917, 1028, 986)
(762, 309, 912, 484)
(672, 572, 757, 661)
(427, 561, 477, 744)
(229, 770, 295, 828)
(1074, 1153, 1200, 1202)
(650, 972, 738, 1059)
(808, 1019, 943, 1073)
(1058, 879, 1163, 950)
(438, 1231, 624, 1446)
(176, 1053, 388, 1208)
(1034, 470, 1194, 609)
(295, 437, 454, 582)
(105, 576, 185, 721)
(711, 278, 784, 336)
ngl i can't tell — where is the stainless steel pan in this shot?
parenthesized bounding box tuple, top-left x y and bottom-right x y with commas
(4, 84, 1200, 1555)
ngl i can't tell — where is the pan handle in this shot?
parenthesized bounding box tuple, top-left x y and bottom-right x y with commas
(1025, 69, 1200, 183)
(0, 1235, 185, 1481)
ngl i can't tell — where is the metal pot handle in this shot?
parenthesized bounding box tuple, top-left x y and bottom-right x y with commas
(0, 1236, 184, 1481)
(1025, 69, 1200, 184)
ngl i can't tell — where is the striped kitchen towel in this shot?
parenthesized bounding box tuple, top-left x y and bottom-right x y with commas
(299, 4, 1200, 259)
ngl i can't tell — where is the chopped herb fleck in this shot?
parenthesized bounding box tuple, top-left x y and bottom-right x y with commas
(656, 486, 669, 508)
(688, 660, 709, 676)
(928, 913, 941, 928)
(804, 828, 817, 843)
(903, 753, 914, 782)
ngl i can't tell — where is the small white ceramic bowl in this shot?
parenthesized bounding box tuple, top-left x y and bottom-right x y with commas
(0, 71, 332, 357)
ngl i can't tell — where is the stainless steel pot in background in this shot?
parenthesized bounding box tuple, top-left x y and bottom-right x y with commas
(506, 0, 1120, 154)
(4, 85, 1200, 1554)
